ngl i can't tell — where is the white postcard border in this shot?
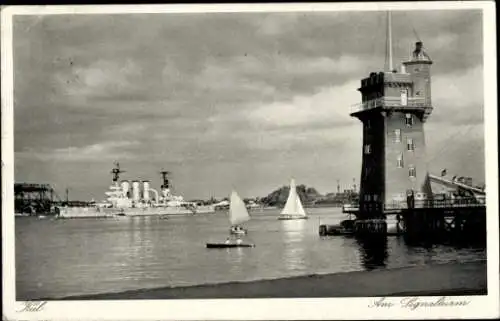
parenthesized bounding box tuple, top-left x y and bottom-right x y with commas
(2, 2, 498, 320)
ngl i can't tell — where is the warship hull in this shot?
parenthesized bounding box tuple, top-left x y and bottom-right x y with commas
(58, 207, 120, 218)
(59, 205, 215, 218)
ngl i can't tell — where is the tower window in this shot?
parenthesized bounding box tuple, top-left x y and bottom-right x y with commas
(405, 113, 413, 126)
(409, 166, 416, 178)
(394, 129, 401, 143)
(364, 144, 372, 154)
(407, 138, 415, 151)
(364, 166, 371, 179)
(400, 89, 408, 106)
(397, 153, 404, 168)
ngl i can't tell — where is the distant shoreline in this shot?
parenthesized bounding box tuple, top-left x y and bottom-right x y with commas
(39, 261, 487, 301)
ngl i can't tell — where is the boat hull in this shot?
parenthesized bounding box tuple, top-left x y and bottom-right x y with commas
(59, 205, 215, 218)
(58, 207, 120, 218)
(121, 207, 194, 216)
(329, 228, 354, 236)
(206, 243, 255, 248)
(278, 215, 308, 220)
(230, 229, 247, 235)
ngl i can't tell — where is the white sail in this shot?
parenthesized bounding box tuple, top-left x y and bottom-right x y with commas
(281, 179, 306, 216)
(229, 191, 250, 226)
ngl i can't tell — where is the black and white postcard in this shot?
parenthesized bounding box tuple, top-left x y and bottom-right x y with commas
(2, 2, 498, 320)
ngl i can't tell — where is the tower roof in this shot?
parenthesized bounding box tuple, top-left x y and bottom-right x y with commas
(410, 41, 431, 62)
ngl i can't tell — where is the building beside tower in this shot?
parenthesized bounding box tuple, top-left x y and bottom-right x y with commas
(350, 40, 434, 219)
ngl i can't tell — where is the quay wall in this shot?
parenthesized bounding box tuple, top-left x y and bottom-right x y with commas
(54, 261, 487, 300)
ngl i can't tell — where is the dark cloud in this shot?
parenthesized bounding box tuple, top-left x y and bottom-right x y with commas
(12, 9, 485, 199)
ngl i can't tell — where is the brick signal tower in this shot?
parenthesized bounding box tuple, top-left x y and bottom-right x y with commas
(350, 13, 433, 232)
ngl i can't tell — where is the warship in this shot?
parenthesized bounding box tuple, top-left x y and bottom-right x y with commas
(58, 162, 215, 218)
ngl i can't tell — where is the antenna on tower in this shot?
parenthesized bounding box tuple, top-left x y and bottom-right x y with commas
(412, 26, 421, 42)
(385, 11, 394, 72)
(411, 27, 421, 60)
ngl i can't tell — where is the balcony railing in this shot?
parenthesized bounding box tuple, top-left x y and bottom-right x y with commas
(350, 96, 430, 114)
(343, 197, 486, 214)
(383, 198, 486, 211)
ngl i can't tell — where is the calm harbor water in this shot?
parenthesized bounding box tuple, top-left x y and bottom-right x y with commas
(16, 207, 486, 300)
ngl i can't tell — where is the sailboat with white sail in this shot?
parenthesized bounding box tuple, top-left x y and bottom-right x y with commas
(206, 190, 255, 248)
(228, 190, 250, 235)
(278, 179, 308, 220)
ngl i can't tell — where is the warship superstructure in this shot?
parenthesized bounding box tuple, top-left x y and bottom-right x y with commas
(59, 163, 215, 218)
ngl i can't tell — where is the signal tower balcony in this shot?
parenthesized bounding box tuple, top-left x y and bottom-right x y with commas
(350, 96, 433, 122)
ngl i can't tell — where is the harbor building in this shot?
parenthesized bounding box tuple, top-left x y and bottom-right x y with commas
(15, 183, 55, 214)
(350, 17, 433, 221)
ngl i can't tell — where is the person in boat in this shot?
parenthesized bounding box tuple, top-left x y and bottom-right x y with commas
(232, 225, 244, 233)
(236, 238, 243, 245)
(225, 237, 231, 244)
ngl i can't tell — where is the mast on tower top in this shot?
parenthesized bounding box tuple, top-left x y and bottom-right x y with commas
(385, 11, 393, 72)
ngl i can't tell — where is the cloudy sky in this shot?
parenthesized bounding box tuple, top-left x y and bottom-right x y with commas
(13, 9, 485, 201)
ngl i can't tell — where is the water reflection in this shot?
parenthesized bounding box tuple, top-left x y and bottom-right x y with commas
(128, 217, 153, 269)
(227, 247, 244, 273)
(281, 220, 307, 272)
(356, 236, 388, 270)
(403, 232, 486, 249)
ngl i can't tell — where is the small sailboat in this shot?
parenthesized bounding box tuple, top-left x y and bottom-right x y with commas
(206, 190, 255, 249)
(278, 179, 308, 220)
(228, 191, 251, 235)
